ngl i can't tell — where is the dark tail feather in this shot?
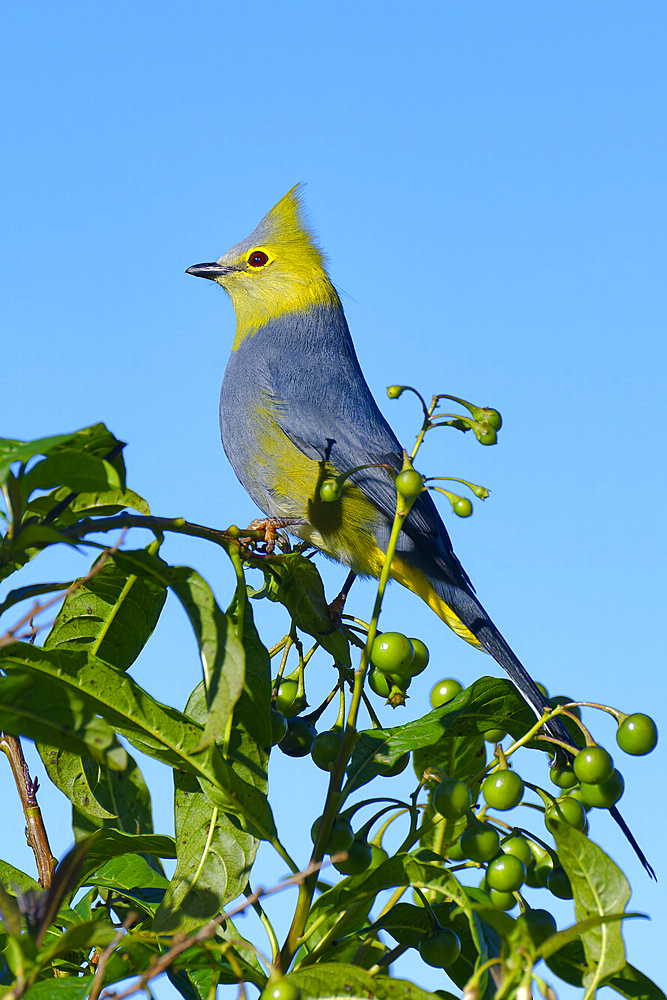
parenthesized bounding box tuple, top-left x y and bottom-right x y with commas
(442, 583, 656, 878)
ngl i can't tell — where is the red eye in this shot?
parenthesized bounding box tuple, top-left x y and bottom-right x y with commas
(248, 250, 269, 267)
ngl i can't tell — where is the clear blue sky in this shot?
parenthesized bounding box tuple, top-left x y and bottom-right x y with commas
(2, 2, 665, 996)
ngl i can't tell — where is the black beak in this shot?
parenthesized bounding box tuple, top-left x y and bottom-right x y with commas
(186, 262, 234, 279)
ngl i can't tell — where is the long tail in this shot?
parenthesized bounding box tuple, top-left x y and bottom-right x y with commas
(438, 581, 656, 879)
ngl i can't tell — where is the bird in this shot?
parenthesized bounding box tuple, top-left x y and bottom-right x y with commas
(186, 185, 653, 875)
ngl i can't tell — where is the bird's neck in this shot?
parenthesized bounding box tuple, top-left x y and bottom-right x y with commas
(231, 278, 343, 351)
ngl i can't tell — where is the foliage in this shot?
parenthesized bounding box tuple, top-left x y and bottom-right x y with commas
(0, 422, 661, 1000)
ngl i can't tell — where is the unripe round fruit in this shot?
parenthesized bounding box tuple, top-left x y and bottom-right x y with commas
(368, 667, 396, 697)
(432, 778, 472, 820)
(566, 786, 593, 812)
(501, 836, 532, 867)
(486, 854, 526, 892)
(395, 469, 425, 498)
(447, 837, 466, 862)
(371, 632, 414, 677)
(279, 717, 316, 757)
(517, 909, 557, 948)
(478, 428, 497, 446)
(378, 752, 410, 777)
(573, 746, 614, 785)
(547, 867, 573, 900)
(453, 497, 473, 517)
(387, 385, 403, 399)
(536, 682, 550, 698)
(270, 708, 288, 746)
(545, 796, 587, 833)
(260, 980, 300, 1000)
(461, 821, 500, 862)
(550, 766, 578, 789)
(319, 479, 341, 502)
(482, 770, 524, 810)
(617, 714, 658, 756)
(310, 816, 354, 854)
(430, 678, 463, 708)
(418, 929, 461, 968)
(407, 637, 430, 676)
(310, 730, 343, 771)
(578, 769, 625, 809)
(333, 839, 373, 875)
(486, 409, 503, 431)
(488, 887, 516, 911)
(274, 679, 300, 717)
(483, 728, 507, 743)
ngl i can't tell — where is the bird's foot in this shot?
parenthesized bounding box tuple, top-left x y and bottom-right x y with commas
(244, 518, 304, 555)
(321, 571, 357, 634)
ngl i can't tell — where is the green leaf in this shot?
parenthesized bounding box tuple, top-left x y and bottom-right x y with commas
(154, 709, 253, 932)
(16, 979, 95, 1000)
(552, 820, 630, 994)
(43, 551, 167, 672)
(36, 918, 117, 966)
(37, 747, 116, 820)
(19, 451, 121, 499)
(0, 643, 276, 841)
(375, 901, 430, 947)
(27, 487, 150, 524)
(605, 963, 667, 1000)
(0, 434, 78, 487)
(0, 669, 115, 764)
(413, 730, 486, 784)
(545, 936, 588, 986)
(78, 829, 175, 886)
(85, 854, 168, 915)
(70, 750, 154, 839)
(0, 861, 40, 895)
(0, 581, 74, 618)
(270, 553, 351, 667)
(288, 962, 441, 999)
(112, 551, 245, 747)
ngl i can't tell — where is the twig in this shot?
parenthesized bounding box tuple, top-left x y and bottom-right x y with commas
(89, 912, 138, 1000)
(0, 735, 55, 887)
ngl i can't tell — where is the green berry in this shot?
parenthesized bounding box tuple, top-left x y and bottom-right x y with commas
(333, 839, 373, 875)
(260, 980, 300, 1000)
(274, 679, 301, 717)
(432, 778, 472, 820)
(482, 770, 524, 810)
(310, 730, 343, 771)
(453, 497, 473, 517)
(550, 765, 578, 789)
(377, 752, 410, 777)
(461, 820, 500, 862)
(310, 816, 354, 854)
(387, 385, 403, 399)
(483, 728, 507, 743)
(547, 867, 573, 899)
(566, 786, 593, 812)
(485, 409, 503, 431)
(418, 929, 461, 968)
(430, 678, 463, 708)
(578, 769, 625, 809)
(545, 796, 587, 833)
(279, 717, 316, 757)
(573, 746, 614, 785)
(407, 637, 430, 675)
(536, 682, 550, 698)
(501, 836, 532, 866)
(446, 837, 466, 862)
(270, 708, 288, 746)
(486, 854, 526, 892)
(395, 469, 425, 498)
(319, 479, 341, 502)
(371, 632, 414, 677)
(517, 909, 557, 948)
(477, 427, 497, 446)
(617, 714, 658, 755)
(488, 887, 516, 910)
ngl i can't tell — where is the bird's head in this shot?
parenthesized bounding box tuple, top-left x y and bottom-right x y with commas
(187, 185, 337, 339)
